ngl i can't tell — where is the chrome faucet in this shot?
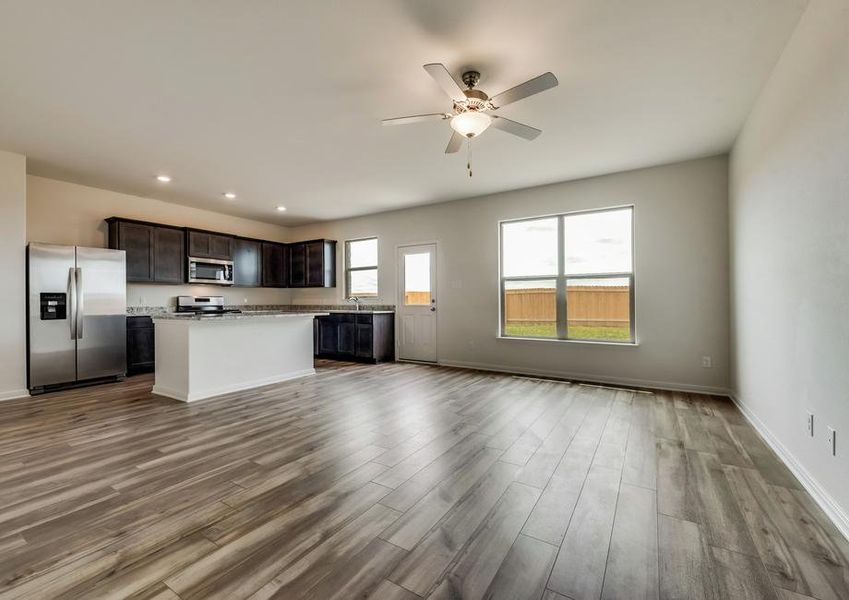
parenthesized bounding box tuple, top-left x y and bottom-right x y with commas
(347, 296, 361, 311)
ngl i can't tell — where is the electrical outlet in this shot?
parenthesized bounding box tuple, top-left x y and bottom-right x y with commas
(701, 356, 712, 368)
(827, 426, 836, 456)
(807, 412, 815, 437)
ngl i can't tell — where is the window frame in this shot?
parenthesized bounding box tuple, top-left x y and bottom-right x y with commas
(344, 237, 379, 299)
(498, 205, 636, 345)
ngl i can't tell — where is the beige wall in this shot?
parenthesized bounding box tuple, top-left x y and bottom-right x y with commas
(0, 151, 27, 399)
(290, 155, 730, 393)
(26, 176, 292, 308)
(25, 157, 731, 393)
(730, 0, 849, 532)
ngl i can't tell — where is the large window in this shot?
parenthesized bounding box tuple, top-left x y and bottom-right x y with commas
(500, 206, 634, 343)
(345, 237, 378, 298)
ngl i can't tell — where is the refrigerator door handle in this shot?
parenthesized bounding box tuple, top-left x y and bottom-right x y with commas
(68, 267, 77, 340)
(75, 267, 84, 339)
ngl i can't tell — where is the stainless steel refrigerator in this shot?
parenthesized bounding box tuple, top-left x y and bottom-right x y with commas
(27, 243, 127, 393)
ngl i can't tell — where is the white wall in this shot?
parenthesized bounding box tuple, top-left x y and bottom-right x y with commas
(0, 151, 28, 399)
(730, 0, 849, 532)
(27, 176, 291, 308)
(290, 155, 730, 393)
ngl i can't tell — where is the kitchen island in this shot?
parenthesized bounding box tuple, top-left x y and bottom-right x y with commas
(151, 311, 327, 402)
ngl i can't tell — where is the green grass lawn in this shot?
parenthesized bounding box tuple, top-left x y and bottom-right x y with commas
(504, 321, 631, 342)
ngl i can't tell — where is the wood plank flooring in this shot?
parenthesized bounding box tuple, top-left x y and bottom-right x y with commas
(0, 361, 846, 599)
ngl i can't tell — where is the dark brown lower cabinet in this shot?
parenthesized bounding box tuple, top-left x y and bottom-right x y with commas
(315, 313, 394, 363)
(127, 316, 155, 375)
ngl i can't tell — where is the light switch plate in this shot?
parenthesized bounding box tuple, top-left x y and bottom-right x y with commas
(807, 412, 815, 437)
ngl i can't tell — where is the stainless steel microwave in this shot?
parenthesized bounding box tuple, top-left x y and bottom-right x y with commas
(187, 257, 234, 285)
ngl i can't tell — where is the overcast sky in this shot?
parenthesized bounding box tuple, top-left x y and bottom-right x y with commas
(502, 208, 632, 279)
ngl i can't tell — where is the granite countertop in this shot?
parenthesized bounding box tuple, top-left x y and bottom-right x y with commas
(321, 310, 395, 314)
(152, 311, 329, 321)
(129, 304, 395, 316)
(240, 309, 394, 315)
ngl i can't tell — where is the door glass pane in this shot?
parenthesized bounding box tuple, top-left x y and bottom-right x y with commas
(502, 279, 557, 338)
(501, 218, 558, 277)
(566, 277, 631, 341)
(349, 268, 377, 297)
(404, 252, 431, 305)
(564, 208, 632, 275)
(348, 238, 377, 268)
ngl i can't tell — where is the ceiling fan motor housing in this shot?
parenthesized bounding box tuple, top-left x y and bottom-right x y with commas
(461, 70, 481, 88)
(455, 88, 492, 115)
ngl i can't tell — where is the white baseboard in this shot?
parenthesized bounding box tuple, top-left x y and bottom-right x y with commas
(0, 388, 30, 402)
(729, 393, 849, 541)
(150, 384, 189, 402)
(437, 359, 730, 396)
(152, 368, 316, 403)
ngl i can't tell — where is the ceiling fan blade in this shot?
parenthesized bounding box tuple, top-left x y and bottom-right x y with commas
(445, 131, 464, 154)
(423, 63, 466, 102)
(491, 116, 542, 140)
(490, 72, 558, 108)
(382, 113, 450, 126)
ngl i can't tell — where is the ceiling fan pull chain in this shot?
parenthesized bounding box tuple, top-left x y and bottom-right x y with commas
(467, 137, 473, 178)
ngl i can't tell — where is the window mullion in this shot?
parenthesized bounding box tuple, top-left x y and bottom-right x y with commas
(556, 216, 567, 339)
(629, 273, 636, 343)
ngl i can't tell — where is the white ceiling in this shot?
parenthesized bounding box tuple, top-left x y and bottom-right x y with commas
(0, 1, 807, 225)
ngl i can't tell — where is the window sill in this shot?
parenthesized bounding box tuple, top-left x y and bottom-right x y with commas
(497, 335, 639, 347)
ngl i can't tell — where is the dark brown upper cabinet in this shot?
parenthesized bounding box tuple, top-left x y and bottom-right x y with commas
(261, 242, 288, 288)
(289, 240, 336, 288)
(233, 238, 261, 287)
(107, 217, 335, 288)
(107, 217, 185, 284)
(289, 242, 306, 287)
(153, 227, 185, 283)
(187, 230, 234, 260)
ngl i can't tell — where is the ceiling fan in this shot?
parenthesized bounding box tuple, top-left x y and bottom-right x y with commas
(382, 63, 558, 175)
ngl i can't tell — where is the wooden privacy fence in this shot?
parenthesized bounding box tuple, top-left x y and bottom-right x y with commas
(504, 286, 629, 327)
(405, 291, 431, 305)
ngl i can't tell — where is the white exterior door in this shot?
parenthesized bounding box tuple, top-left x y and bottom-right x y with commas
(397, 244, 437, 362)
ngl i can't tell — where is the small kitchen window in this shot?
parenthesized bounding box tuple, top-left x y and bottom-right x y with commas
(345, 237, 378, 298)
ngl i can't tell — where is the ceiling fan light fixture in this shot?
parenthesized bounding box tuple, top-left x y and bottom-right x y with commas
(450, 111, 492, 138)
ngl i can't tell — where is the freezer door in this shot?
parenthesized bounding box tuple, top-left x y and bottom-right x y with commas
(75, 246, 127, 381)
(28, 243, 77, 388)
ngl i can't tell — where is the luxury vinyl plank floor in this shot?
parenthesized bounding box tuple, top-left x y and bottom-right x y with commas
(0, 361, 845, 599)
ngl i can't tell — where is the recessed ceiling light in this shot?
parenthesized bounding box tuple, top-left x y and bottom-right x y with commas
(223, 192, 237, 199)
(156, 175, 171, 183)
(276, 206, 287, 212)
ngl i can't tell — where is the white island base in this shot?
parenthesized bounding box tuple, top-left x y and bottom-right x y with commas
(151, 313, 323, 402)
